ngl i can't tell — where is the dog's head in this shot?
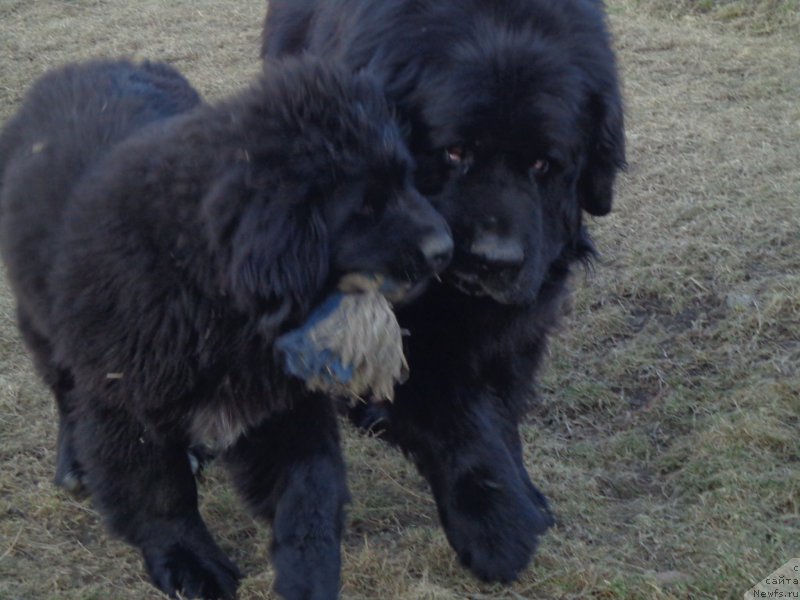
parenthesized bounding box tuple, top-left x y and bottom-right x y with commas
(385, 2, 625, 304)
(202, 57, 452, 325)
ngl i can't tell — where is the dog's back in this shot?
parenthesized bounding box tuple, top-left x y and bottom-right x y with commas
(0, 59, 201, 328)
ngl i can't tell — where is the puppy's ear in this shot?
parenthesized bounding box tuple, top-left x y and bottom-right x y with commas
(579, 90, 626, 216)
(202, 166, 329, 325)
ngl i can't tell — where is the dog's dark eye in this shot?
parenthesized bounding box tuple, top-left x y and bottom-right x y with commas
(443, 145, 473, 174)
(445, 146, 465, 165)
(357, 186, 387, 220)
(529, 158, 550, 179)
(357, 201, 376, 219)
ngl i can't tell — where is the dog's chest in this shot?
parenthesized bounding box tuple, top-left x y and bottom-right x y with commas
(186, 355, 286, 452)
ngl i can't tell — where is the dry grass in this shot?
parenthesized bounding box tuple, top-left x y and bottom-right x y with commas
(1, 1, 799, 599)
(616, 0, 800, 33)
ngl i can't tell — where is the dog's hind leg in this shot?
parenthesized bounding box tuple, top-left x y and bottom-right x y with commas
(72, 400, 241, 600)
(16, 306, 86, 495)
(224, 393, 348, 600)
(52, 381, 86, 496)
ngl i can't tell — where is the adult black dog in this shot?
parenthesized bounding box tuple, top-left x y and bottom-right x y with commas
(0, 58, 452, 599)
(263, 0, 626, 584)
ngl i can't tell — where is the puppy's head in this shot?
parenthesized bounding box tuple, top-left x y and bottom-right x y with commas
(396, 4, 625, 304)
(202, 57, 452, 325)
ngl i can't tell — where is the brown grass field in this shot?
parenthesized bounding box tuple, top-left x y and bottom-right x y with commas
(1, 1, 798, 598)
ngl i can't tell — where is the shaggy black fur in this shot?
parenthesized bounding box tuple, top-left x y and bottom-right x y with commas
(0, 58, 452, 600)
(263, 0, 626, 583)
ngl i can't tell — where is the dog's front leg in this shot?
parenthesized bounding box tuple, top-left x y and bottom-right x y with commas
(384, 383, 554, 583)
(224, 393, 348, 600)
(72, 401, 241, 599)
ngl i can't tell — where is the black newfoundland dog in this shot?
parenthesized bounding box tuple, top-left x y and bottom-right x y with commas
(263, 0, 626, 584)
(0, 58, 452, 599)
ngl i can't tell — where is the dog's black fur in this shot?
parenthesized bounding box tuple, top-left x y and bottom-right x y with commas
(263, 0, 626, 583)
(0, 58, 452, 599)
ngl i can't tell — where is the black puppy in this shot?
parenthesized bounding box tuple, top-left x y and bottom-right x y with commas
(0, 59, 203, 495)
(0, 58, 452, 599)
(263, 0, 626, 583)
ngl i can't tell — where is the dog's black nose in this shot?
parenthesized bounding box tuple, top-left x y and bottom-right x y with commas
(420, 233, 454, 273)
(470, 232, 524, 270)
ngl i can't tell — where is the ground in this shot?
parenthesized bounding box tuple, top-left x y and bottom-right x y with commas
(0, 1, 798, 599)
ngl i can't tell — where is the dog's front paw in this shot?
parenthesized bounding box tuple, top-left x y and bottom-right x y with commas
(143, 539, 241, 599)
(519, 475, 556, 529)
(439, 467, 551, 583)
(271, 536, 341, 600)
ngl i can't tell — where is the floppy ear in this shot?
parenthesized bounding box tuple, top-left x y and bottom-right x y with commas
(202, 166, 329, 325)
(578, 90, 626, 216)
